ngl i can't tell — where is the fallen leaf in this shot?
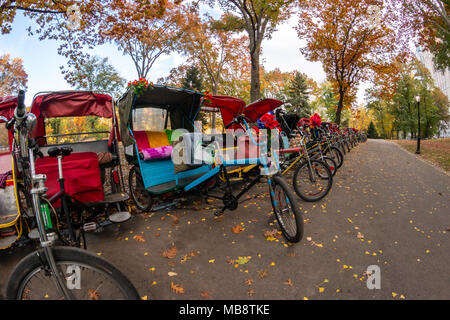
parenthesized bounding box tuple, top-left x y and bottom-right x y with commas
(318, 287, 325, 293)
(162, 246, 177, 259)
(236, 256, 251, 265)
(168, 214, 179, 226)
(264, 229, 281, 239)
(232, 225, 245, 234)
(245, 278, 254, 286)
(88, 289, 99, 300)
(171, 282, 184, 294)
(248, 289, 255, 296)
(284, 279, 293, 287)
(201, 291, 210, 299)
(168, 272, 178, 277)
(133, 235, 146, 242)
(257, 269, 269, 279)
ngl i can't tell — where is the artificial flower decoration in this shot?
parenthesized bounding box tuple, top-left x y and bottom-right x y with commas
(259, 112, 281, 131)
(202, 89, 212, 105)
(309, 113, 322, 128)
(127, 78, 152, 97)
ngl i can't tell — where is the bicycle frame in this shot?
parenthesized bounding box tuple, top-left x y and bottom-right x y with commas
(8, 110, 74, 299)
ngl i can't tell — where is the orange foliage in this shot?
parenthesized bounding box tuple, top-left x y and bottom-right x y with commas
(0, 53, 28, 96)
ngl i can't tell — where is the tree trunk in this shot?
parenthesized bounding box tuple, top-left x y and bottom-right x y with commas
(211, 84, 218, 131)
(335, 91, 344, 125)
(250, 49, 261, 102)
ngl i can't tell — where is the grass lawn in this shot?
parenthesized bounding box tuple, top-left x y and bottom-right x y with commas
(393, 138, 450, 172)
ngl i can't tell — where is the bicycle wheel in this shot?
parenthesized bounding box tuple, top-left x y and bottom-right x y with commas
(293, 159, 333, 202)
(269, 175, 303, 243)
(327, 146, 343, 169)
(6, 246, 140, 300)
(128, 166, 152, 212)
(321, 156, 337, 177)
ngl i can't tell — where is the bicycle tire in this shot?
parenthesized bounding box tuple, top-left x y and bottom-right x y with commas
(128, 166, 153, 212)
(6, 246, 140, 300)
(269, 175, 303, 243)
(293, 159, 333, 202)
(326, 146, 343, 169)
(322, 156, 337, 176)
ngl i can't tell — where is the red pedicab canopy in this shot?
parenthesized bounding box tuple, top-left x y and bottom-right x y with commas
(243, 98, 284, 123)
(202, 95, 246, 130)
(30, 91, 114, 206)
(0, 96, 18, 153)
(0, 96, 17, 121)
(203, 96, 284, 130)
(30, 91, 115, 145)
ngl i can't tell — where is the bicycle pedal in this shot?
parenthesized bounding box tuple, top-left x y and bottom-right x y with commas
(214, 210, 225, 217)
(82, 222, 98, 232)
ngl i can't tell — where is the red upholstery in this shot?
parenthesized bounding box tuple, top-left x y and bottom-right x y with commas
(35, 152, 104, 207)
(132, 130, 151, 151)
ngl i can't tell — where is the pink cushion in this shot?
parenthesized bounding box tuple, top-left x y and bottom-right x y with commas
(142, 145, 173, 161)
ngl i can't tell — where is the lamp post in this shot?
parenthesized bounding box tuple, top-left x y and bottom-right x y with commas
(415, 95, 421, 154)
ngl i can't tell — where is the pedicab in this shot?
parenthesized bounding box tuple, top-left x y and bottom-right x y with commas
(27, 90, 131, 247)
(120, 84, 216, 212)
(0, 96, 23, 250)
(203, 95, 285, 182)
(121, 85, 304, 242)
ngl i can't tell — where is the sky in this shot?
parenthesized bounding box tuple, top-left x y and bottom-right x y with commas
(0, 8, 369, 107)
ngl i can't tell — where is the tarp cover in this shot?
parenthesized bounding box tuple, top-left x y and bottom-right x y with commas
(35, 152, 104, 207)
(243, 99, 284, 123)
(117, 85, 204, 147)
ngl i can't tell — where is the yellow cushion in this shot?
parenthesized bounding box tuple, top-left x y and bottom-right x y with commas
(146, 131, 170, 148)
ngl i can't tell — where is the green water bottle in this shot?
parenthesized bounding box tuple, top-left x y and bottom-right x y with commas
(40, 203, 53, 230)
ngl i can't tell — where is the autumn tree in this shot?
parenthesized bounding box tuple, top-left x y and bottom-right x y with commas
(0, 1, 175, 80)
(181, 11, 249, 96)
(65, 55, 126, 98)
(102, 1, 190, 79)
(209, 0, 296, 102)
(310, 82, 339, 122)
(0, 53, 27, 96)
(297, 0, 406, 125)
(400, 0, 450, 71)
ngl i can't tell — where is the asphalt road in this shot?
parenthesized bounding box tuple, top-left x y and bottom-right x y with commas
(1, 139, 449, 300)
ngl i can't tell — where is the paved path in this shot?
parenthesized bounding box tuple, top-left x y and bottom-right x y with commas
(1, 139, 449, 300)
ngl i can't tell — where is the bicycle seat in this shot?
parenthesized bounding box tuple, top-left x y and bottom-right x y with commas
(48, 146, 73, 158)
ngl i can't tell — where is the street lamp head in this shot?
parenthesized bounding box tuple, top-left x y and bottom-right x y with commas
(415, 95, 420, 102)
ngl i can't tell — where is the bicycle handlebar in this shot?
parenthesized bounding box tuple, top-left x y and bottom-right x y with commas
(16, 90, 26, 118)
